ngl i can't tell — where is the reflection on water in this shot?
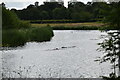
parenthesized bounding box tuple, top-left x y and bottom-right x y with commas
(2, 30, 111, 78)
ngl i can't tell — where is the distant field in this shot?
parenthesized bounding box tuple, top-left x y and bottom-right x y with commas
(31, 22, 105, 28)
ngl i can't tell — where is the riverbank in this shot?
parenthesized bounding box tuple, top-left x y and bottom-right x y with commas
(2, 26, 54, 47)
(2, 8, 54, 47)
(31, 22, 107, 30)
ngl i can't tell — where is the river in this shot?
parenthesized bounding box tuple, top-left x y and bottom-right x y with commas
(2, 30, 111, 78)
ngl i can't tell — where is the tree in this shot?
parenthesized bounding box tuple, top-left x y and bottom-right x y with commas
(52, 7, 68, 19)
(43, 2, 64, 11)
(20, 8, 40, 20)
(104, 2, 120, 29)
(91, 2, 108, 20)
(27, 4, 35, 9)
(71, 11, 92, 21)
(40, 11, 49, 20)
(97, 31, 120, 77)
(97, 1, 120, 78)
(2, 7, 20, 29)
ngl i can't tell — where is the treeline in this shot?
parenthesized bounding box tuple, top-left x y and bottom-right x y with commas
(11, 2, 119, 22)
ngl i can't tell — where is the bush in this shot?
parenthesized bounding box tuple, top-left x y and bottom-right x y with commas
(27, 26, 54, 42)
(2, 29, 27, 47)
(2, 26, 54, 47)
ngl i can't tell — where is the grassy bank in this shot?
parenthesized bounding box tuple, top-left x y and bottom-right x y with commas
(31, 22, 106, 30)
(2, 8, 54, 47)
(2, 26, 54, 47)
(2, 29, 27, 47)
(29, 20, 97, 24)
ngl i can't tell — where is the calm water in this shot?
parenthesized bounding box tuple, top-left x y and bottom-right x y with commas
(2, 30, 111, 78)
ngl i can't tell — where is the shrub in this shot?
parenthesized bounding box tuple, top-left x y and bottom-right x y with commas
(2, 26, 54, 47)
(2, 29, 27, 47)
(27, 26, 54, 42)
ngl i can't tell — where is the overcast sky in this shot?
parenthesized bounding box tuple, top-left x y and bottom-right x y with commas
(0, 0, 93, 10)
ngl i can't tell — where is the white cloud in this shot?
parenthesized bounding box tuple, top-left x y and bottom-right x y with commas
(1, 0, 93, 9)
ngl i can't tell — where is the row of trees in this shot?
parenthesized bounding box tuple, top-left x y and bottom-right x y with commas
(10, 2, 118, 21)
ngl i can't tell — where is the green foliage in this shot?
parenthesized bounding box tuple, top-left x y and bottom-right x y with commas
(40, 11, 49, 20)
(14, 1, 111, 22)
(2, 8, 31, 29)
(97, 3, 120, 76)
(2, 29, 27, 47)
(2, 26, 54, 47)
(2, 7, 20, 29)
(71, 11, 92, 21)
(27, 26, 54, 42)
(103, 2, 120, 29)
(19, 21, 31, 29)
(91, 2, 108, 19)
(52, 7, 68, 19)
(52, 26, 99, 30)
(96, 2, 120, 79)
(30, 19, 82, 24)
(2, 7, 54, 47)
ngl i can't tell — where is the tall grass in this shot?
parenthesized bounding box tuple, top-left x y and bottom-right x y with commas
(2, 29, 27, 47)
(19, 21, 31, 29)
(27, 26, 54, 42)
(2, 26, 54, 47)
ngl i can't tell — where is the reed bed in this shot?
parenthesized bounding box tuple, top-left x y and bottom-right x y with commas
(2, 26, 54, 47)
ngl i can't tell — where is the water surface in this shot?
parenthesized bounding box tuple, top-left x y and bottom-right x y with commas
(2, 30, 111, 78)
